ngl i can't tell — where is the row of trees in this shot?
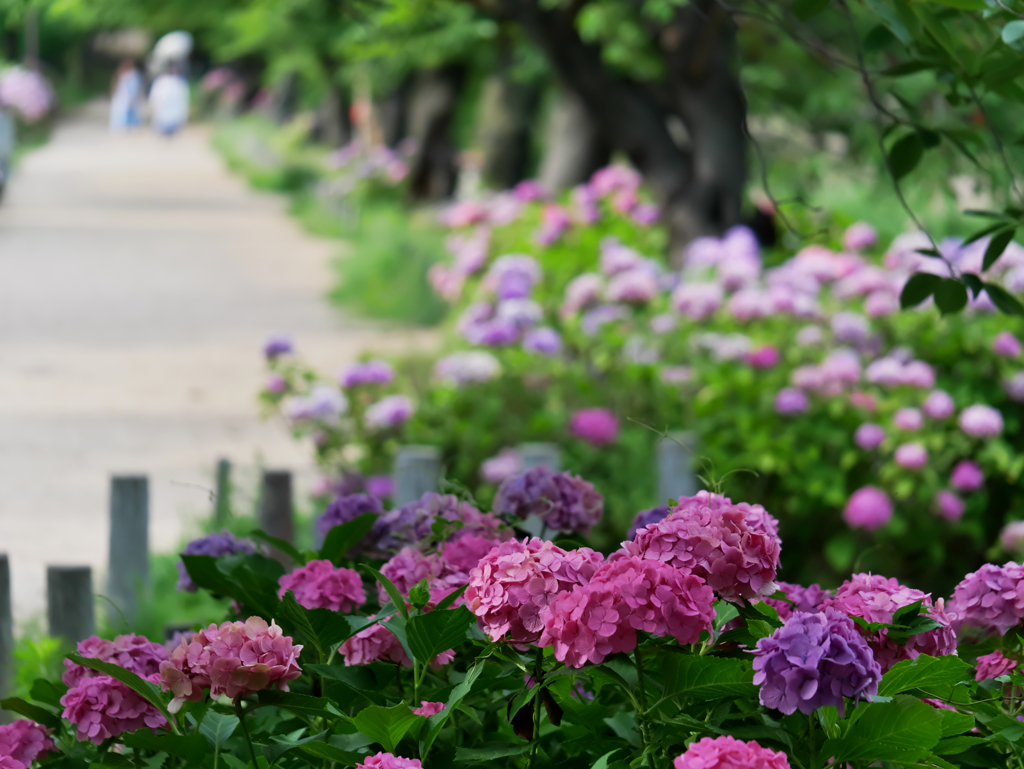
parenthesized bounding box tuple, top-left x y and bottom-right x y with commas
(11, 0, 1024, 269)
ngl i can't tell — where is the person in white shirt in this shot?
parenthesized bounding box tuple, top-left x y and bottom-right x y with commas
(149, 65, 189, 137)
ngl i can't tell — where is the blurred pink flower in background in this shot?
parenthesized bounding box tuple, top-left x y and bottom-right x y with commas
(893, 407, 923, 431)
(935, 490, 965, 522)
(993, 331, 1022, 358)
(950, 460, 984, 491)
(923, 390, 955, 419)
(959, 404, 1004, 438)
(569, 408, 620, 446)
(745, 346, 780, 369)
(854, 423, 885, 450)
(843, 222, 878, 251)
(843, 486, 892, 530)
(1000, 521, 1024, 554)
(480, 448, 523, 484)
(895, 442, 928, 470)
(774, 388, 808, 415)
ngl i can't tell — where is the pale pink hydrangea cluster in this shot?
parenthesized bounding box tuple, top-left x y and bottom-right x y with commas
(948, 562, 1024, 637)
(623, 492, 781, 601)
(339, 615, 454, 669)
(540, 556, 715, 667)
(62, 633, 168, 688)
(975, 649, 1017, 681)
(822, 573, 955, 672)
(61, 674, 167, 744)
(356, 752, 423, 769)
(277, 559, 366, 612)
(465, 537, 603, 645)
(0, 720, 54, 766)
(674, 736, 791, 769)
(159, 617, 302, 712)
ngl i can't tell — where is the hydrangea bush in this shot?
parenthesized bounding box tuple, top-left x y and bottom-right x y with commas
(261, 167, 1024, 594)
(6, 482, 1024, 768)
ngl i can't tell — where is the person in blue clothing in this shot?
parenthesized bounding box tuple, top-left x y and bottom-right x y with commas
(109, 60, 143, 131)
(149, 64, 190, 137)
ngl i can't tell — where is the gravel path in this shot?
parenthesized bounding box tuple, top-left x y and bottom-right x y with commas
(0, 101, 432, 625)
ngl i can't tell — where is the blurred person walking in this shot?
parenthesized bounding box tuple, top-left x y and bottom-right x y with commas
(109, 60, 143, 131)
(149, 66, 189, 137)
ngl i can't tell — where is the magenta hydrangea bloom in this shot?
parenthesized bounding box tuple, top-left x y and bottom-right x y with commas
(948, 562, 1024, 637)
(1001, 521, 1024, 554)
(752, 609, 881, 715)
(950, 460, 984, 492)
(412, 701, 446, 717)
(623, 493, 781, 601)
(538, 582, 635, 666)
(975, 650, 1017, 681)
(356, 752, 423, 769)
(377, 547, 463, 602)
(465, 538, 603, 645)
(774, 388, 808, 415)
(935, 490, 965, 522)
(442, 534, 502, 574)
(822, 573, 956, 672)
(493, 466, 604, 536)
(674, 736, 792, 769)
(895, 442, 928, 470)
(340, 614, 453, 669)
(62, 633, 168, 688)
(854, 423, 885, 450)
(745, 346, 780, 369)
(993, 331, 1023, 358)
(923, 390, 955, 419)
(959, 404, 1004, 438)
(0, 720, 54, 765)
(340, 359, 395, 388)
(569, 408, 620, 446)
(893, 407, 923, 431)
(61, 674, 167, 744)
(843, 486, 892, 531)
(176, 531, 256, 592)
(159, 617, 302, 712)
(278, 560, 366, 612)
(763, 582, 832, 622)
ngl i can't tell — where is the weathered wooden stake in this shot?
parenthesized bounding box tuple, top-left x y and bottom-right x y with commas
(108, 476, 149, 624)
(0, 554, 13, 723)
(394, 446, 441, 505)
(517, 443, 562, 472)
(214, 458, 232, 526)
(47, 565, 94, 646)
(657, 431, 698, 505)
(259, 470, 294, 546)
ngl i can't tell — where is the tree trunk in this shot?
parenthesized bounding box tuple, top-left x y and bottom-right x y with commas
(476, 62, 542, 189)
(266, 71, 299, 125)
(406, 66, 464, 201)
(314, 84, 350, 148)
(377, 77, 412, 148)
(537, 85, 610, 193)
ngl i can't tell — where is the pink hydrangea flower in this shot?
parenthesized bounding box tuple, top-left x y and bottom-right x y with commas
(339, 615, 453, 669)
(854, 423, 885, 450)
(442, 534, 502, 574)
(843, 222, 878, 252)
(843, 486, 892, 531)
(412, 701, 446, 717)
(849, 391, 877, 412)
(607, 269, 658, 304)
(61, 674, 167, 744)
(774, 388, 808, 416)
(480, 449, 523, 484)
(893, 407, 923, 431)
(822, 573, 956, 672)
(993, 331, 1023, 358)
(0, 720, 54, 765)
(949, 460, 983, 492)
(672, 281, 723, 321)
(538, 582, 636, 667)
(0, 758, 24, 769)
(949, 562, 1024, 637)
(623, 494, 780, 601)
(935, 490, 965, 522)
(894, 442, 928, 470)
(569, 408, 619, 446)
(465, 538, 603, 645)
(62, 633, 168, 688)
(278, 560, 366, 612)
(923, 390, 955, 419)
(357, 752, 423, 769)
(1001, 521, 1024, 554)
(975, 650, 1017, 681)
(959, 404, 1004, 438)
(561, 273, 604, 317)
(745, 346, 780, 368)
(674, 736, 791, 769)
(159, 617, 302, 712)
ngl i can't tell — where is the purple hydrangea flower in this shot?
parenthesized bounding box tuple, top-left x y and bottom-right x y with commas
(512, 179, 546, 202)
(893, 408, 923, 431)
(854, 423, 885, 450)
(672, 282, 723, 321)
(746, 346, 780, 369)
(535, 204, 571, 246)
(366, 475, 394, 499)
(264, 334, 293, 360)
(632, 203, 660, 226)
(365, 395, 414, 431)
(493, 466, 604, 536)
(626, 506, 670, 540)
(993, 331, 1022, 358)
(752, 608, 881, 715)
(373, 493, 503, 552)
(523, 327, 562, 355)
(843, 222, 878, 251)
(949, 562, 1024, 637)
(176, 532, 255, 591)
(894, 442, 928, 470)
(774, 388, 808, 415)
(480, 449, 523, 484)
(282, 385, 347, 424)
(580, 304, 631, 336)
(1005, 372, 1024, 402)
(487, 254, 541, 299)
(923, 390, 955, 419)
(831, 312, 871, 345)
(762, 582, 832, 622)
(266, 374, 287, 394)
(950, 460, 984, 491)
(433, 351, 501, 386)
(843, 486, 892, 531)
(959, 404, 1004, 438)
(316, 493, 384, 542)
(340, 360, 395, 388)
(935, 490, 965, 522)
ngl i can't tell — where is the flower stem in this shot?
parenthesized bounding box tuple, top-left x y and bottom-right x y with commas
(234, 696, 260, 769)
(634, 646, 653, 755)
(528, 647, 544, 769)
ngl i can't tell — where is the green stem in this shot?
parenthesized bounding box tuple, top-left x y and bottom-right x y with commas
(528, 647, 544, 769)
(633, 647, 653, 756)
(234, 696, 260, 769)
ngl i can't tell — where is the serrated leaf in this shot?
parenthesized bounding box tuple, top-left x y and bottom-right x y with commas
(352, 703, 417, 753)
(366, 566, 408, 619)
(879, 654, 972, 698)
(661, 654, 756, 702)
(939, 709, 976, 738)
(983, 228, 1016, 272)
(823, 696, 943, 762)
(197, 710, 239, 749)
(409, 579, 432, 610)
(405, 606, 474, 664)
(319, 513, 378, 566)
(900, 272, 942, 308)
(66, 654, 173, 725)
(935, 279, 968, 314)
(889, 133, 924, 179)
(0, 697, 61, 729)
(983, 282, 1024, 315)
(122, 729, 209, 763)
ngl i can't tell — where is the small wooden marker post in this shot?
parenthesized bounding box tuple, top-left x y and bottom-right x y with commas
(47, 565, 94, 646)
(108, 475, 149, 625)
(517, 443, 562, 472)
(214, 458, 232, 526)
(394, 446, 441, 505)
(0, 554, 13, 723)
(259, 470, 294, 561)
(657, 431, 698, 505)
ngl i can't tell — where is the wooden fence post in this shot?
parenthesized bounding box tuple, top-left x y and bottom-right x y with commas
(657, 431, 698, 506)
(394, 446, 441, 506)
(0, 554, 13, 723)
(214, 458, 232, 526)
(47, 565, 94, 646)
(108, 476, 149, 625)
(517, 443, 562, 472)
(259, 470, 294, 561)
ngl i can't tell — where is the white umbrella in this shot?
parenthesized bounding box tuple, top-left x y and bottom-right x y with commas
(151, 31, 193, 71)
